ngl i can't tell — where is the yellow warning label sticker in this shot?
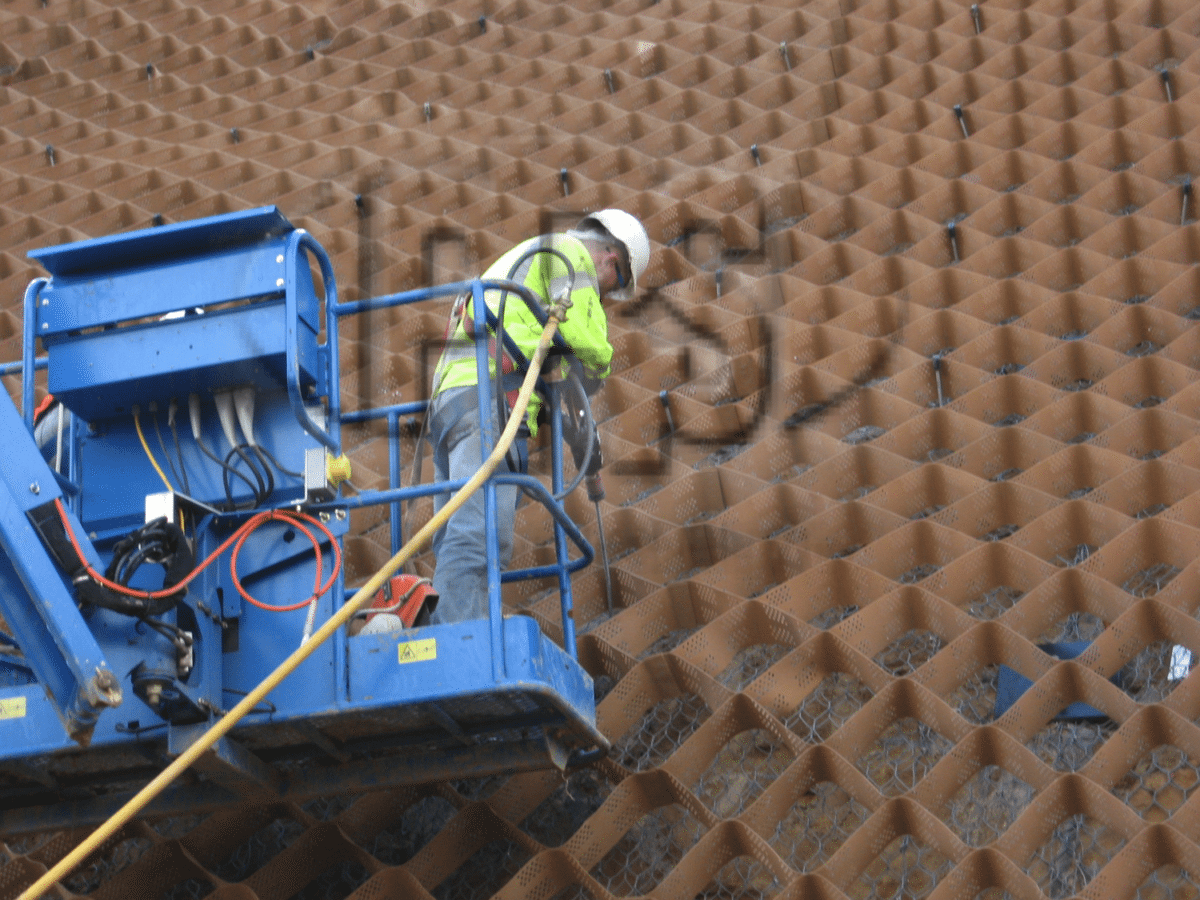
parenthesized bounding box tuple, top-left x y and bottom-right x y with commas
(0, 697, 26, 720)
(397, 638, 437, 664)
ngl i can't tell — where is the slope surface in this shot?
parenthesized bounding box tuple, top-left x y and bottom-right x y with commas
(1, 0, 1200, 898)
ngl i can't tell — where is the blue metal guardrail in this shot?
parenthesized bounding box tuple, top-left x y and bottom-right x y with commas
(0, 207, 605, 832)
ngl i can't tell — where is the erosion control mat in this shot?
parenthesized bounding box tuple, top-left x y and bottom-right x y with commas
(3, 0, 1200, 897)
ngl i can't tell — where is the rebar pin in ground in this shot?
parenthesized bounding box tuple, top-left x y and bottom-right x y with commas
(1161, 68, 1173, 102)
(954, 104, 969, 137)
(970, 4, 982, 33)
(560, 168, 570, 196)
(594, 501, 613, 614)
(604, 68, 615, 94)
(751, 144, 762, 166)
(659, 391, 676, 437)
(1182, 176, 1191, 226)
(947, 220, 960, 263)
(779, 42, 791, 71)
(933, 355, 945, 407)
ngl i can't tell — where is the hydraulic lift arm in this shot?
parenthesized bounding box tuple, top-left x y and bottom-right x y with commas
(0, 392, 121, 745)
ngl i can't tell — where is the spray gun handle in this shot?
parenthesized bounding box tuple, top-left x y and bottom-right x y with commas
(586, 473, 606, 503)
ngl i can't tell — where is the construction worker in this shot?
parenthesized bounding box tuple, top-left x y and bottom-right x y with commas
(426, 209, 650, 625)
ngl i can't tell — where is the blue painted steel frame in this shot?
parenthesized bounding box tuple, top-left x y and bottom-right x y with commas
(327, 276, 594, 663)
(286, 229, 341, 453)
(0, 394, 121, 742)
(20, 277, 47, 426)
(22, 207, 338, 452)
(0, 207, 604, 824)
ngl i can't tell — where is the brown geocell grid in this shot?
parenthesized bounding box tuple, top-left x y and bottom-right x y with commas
(2, 0, 1200, 897)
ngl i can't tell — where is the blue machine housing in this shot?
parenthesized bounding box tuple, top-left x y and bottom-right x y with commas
(28, 207, 323, 423)
(0, 207, 607, 835)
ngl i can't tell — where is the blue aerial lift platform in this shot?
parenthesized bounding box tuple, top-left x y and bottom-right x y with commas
(0, 207, 607, 835)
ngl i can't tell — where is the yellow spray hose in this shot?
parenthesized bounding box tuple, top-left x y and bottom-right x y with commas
(19, 314, 563, 900)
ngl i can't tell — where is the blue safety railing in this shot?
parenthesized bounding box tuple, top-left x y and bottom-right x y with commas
(321, 274, 595, 663)
(0, 210, 608, 823)
(1, 219, 596, 667)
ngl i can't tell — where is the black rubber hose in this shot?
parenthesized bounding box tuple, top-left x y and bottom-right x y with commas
(493, 246, 576, 470)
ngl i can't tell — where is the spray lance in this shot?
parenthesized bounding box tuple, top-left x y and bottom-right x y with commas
(562, 372, 614, 614)
(586, 471, 611, 614)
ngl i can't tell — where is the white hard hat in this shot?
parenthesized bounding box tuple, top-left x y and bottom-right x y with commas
(578, 208, 650, 300)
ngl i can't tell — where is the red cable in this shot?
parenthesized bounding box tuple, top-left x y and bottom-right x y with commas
(55, 497, 239, 599)
(230, 511, 340, 612)
(52, 498, 342, 611)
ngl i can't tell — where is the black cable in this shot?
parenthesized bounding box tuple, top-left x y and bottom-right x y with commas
(142, 616, 184, 647)
(194, 434, 260, 509)
(222, 444, 271, 508)
(114, 545, 157, 586)
(151, 409, 183, 489)
(413, 246, 582, 535)
(142, 616, 194, 676)
(252, 442, 302, 478)
(234, 446, 267, 498)
(249, 445, 276, 497)
(555, 370, 597, 500)
(221, 447, 261, 509)
(243, 444, 275, 498)
(93, 517, 193, 618)
(169, 412, 190, 495)
(221, 687, 276, 715)
(493, 246, 577, 473)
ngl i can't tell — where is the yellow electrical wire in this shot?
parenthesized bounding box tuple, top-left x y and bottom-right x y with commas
(132, 405, 174, 493)
(19, 312, 565, 900)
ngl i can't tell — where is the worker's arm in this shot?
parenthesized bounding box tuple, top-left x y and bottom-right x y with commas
(539, 239, 613, 380)
(547, 243, 608, 478)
